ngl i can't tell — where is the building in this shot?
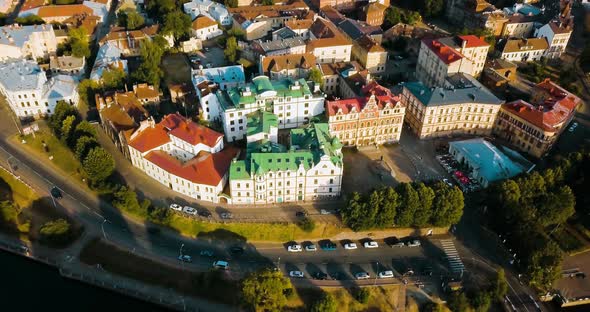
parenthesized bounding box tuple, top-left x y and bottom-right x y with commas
(191, 15, 222, 40)
(0, 24, 57, 61)
(99, 25, 168, 56)
(132, 83, 160, 105)
(325, 81, 405, 146)
(285, 19, 313, 38)
(500, 38, 548, 62)
(360, 2, 387, 26)
(0, 0, 15, 13)
(49, 55, 85, 77)
(180, 37, 203, 53)
(169, 83, 194, 104)
(259, 53, 316, 81)
(318, 61, 363, 96)
(534, 20, 573, 59)
(352, 35, 387, 74)
(229, 121, 343, 204)
(501, 14, 536, 38)
(448, 138, 533, 188)
(183, 0, 231, 26)
(90, 42, 128, 81)
(96, 90, 149, 158)
(481, 59, 517, 92)
(251, 37, 307, 58)
(0, 59, 78, 119)
(128, 113, 239, 203)
(402, 74, 503, 139)
(306, 17, 352, 64)
(192, 65, 246, 123)
(494, 79, 581, 158)
(416, 35, 490, 87)
(215, 76, 325, 141)
(19, 1, 108, 23)
(445, 0, 497, 28)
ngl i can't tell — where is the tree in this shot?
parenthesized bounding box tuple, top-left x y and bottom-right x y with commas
(493, 269, 508, 300)
(241, 269, 292, 311)
(55, 0, 76, 4)
(471, 291, 491, 312)
(404, 11, 422, 25)
(261, 0, 273, 4)
(162, 11, 192, 43)
(74, 121, 98, 140)
(146, 0, 176, 17)
(39, 219, 72, 245)
(133, 40, 164, 87)
(148, 206, 171, 225)
(537, 186, 575, 227)
(311, 293, 337, 312)
(422, 302, 445, 312)
(448, 292, 473, 312)
(384, 7, 402, 27)
(15, 14, 44, 25)
(431, 183, 464, 226)
(112, 186, 148, 217)
(298, 217, 315, 232)
(375, 187, 398, 228)
(224, 36, 239, 63)
(49, 101, 76, 136)
(75, 136, 98, 160)
(60, 115, 78, 145)
(0, 201, 19, 232)
(395, 183, 420, 227)
(69, 27, 90, 58)
(82, 147, 115, 183)
(421, 0, 444, 18)
(309, 67, 323, 86)
(355, 288, 370, 304)
(102, 67, 127, 90)
(119, 9, 145, 30)
(224, 0, 238, 8)
(342, 192, 377, 231)
(526, 238, 563, 292)
(414, 183, 435, 226)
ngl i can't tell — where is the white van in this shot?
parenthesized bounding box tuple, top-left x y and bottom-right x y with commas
(212, 260, 229, 270)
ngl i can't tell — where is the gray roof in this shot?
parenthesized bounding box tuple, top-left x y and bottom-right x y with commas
(0, 59, 47, 92)
(257, 37, 305, 53)
(43, 75, 78, 99)
(0, 24, 54, 50)
(404, 76, 503, 107)
(273, 27, 297, 40)
(338, 20, 365, 41)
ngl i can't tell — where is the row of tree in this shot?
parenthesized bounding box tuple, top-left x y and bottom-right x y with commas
(446, 269, 509, 312)
(342, 182, 464, 231)
(488, 151, 589, 291)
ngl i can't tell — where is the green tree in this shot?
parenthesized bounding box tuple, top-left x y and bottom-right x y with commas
(69, 27, 90, 58)
(448, 292, 473, 312)
(112, 186, 148, 217)
(241, 269, 293, 311)
(146, 0, 176, 17)
(119, 9, 145, 30)
(422, 302, 445, 312)
(414, 183, 435, 226)
(471, 291, 491, 312)
(298, 217, 315, 232)
(162, 10, 192, 43)
(395, 183, 420, 227)
(82, 147, 115, 183)
(384, 7, 402, 27)
(375, 187, 398, 228)
(421, 0, 444, 18)
(493, 269, 508, 300)
(261, 0, 273, 4)
(224, 0, 238, 8)
(75, 136, 98, 160)
(49, 101, 77, 136)
(309, 67, 323, 86)
(355, 288, 370, 304)
(39, 219, 72, 245)
(102, 67, 127, 90)
(148, 206, 171, 225)
(342, 192, 378, 231)
(431, 182, 464, 226)
(60, 115, 78, 145)
(224, 36, 239, 63)
(15, 14, 44, 25)
(404, 11, 422, 25)
(133, 40, 164, 87)
(55, 0, 76, 4)
(311, 292, 337, 312)
(526, 239, 563, 292)
(0, 201, 19, 232)
(74, 121, 97, 140)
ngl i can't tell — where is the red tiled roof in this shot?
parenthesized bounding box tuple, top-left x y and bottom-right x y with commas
(21, 0, 46, 11)
(144, 147, 239, 186)
(422, 39, 463, 65)
(37, 4, 93, 18)
(457, 35, 489, 48)
(326, 81, 402, 116)
(128, 113, 223, 153)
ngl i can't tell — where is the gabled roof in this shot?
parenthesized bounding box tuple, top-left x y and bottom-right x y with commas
(285, 19, 313, 30)
(502, 38, 548, 53)
(326, 81, 401, 116)
(457, 35, 489, 48)
(261, 53, 316, 73)
(192, 15, 217, 29)
(36, 4, 93, 18)
(422, 38, 463, 65)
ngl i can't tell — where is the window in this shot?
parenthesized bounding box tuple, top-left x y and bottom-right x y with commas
(314, 179, 318, 185)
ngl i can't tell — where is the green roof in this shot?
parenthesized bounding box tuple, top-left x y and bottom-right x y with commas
(246, 140, 287, 155)
(252, 76, 274, 93)
(246, 110, 278, 136)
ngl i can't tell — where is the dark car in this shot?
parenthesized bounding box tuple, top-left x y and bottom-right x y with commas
(295, 211, 307, 217)
(320, 242, 337, 251)
(50, 186, 62, 199)
(229, 246, 244, 255)
(313, 272, 328, 280)
(199, 210, 212, 218)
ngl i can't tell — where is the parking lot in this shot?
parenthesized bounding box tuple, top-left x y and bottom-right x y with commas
(435, 154, 481, 192)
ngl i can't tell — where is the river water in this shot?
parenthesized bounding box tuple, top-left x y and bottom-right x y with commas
(0, 250, 169, 311)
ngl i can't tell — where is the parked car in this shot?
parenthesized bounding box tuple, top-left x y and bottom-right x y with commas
(183, 206, 197, 215)
(406, 240, 421, 247)
(199, 210, 212, 218)
(289, 271, 304, 278)
(320, 242, 337, 251)
(170, 204, 182, 211)
(305, 244, 317, 252)
(50, 186, 62, 199)
(388, 237, 404, 248)
(364, 241, 379, 248)
(378, 270, 394, 279)
(220, 212, 233, 219)
(313, 272, 328, 280)
(178, 255, 192, 262)
(392, 242, 405, 248)
(287, 244, 302, 252)
(229, 246, 244, 255)
(212, 260, 229, 270)
(442, 178, 453, 187)
(355, 272, 370, 280)
(200, 250, 214, 257)
(295, 211, 307, 217)
(344, 243, 358, 250)
(320, 209, 331, 215)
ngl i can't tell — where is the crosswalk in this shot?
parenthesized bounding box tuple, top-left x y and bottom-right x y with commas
(439, 239, 465, 274)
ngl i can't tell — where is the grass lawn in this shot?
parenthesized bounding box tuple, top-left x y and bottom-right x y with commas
(166, 214, 343, 242)
(14, 124, 85, 181)
(0, 169, 37, 209)
(79, 238, 239, 305)
(285, 285, 403, 312)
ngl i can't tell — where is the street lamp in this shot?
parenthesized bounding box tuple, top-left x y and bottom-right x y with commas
(101, 219, 108, 240)
(374, 261, 379, 286)
(180, 243, 185, 257)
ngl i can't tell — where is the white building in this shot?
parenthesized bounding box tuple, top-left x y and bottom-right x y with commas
(534, 20, 572, 59)
(501, 38, 548, 62)
(0, 24, 57, 61)
(215, 76, 325, 142)
(127, 113, 238, 203)
(191, 15, 223, 40)
(90, 42, 128, 81)
(416, 35, 490, 88)
(229, 122, 343, 205)
(183, 0, 231, 26)
(306, 17, 352, 64)
(19, 1, 108, 23)
(0, 59, 79, 119)
(192, 65, 246, 123)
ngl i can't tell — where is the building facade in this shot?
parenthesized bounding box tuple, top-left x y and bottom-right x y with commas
(534, 20, 572, 59)
(0, 24, 57, 61)
(500, 38, 548, 62)
(183, 0, 231, 26)
(191, 15, 223, 40)
(259, 53, 316, 81)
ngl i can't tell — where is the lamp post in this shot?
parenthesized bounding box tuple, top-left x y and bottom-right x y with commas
(101, 219, 108, 240)
(374, 261, 379, 286)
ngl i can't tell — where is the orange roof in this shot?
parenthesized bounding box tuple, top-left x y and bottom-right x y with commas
(285, 19, 313, 30)
(192, 15, 217, 30)
(306, 17, 350, 49)
(133, 84, 159, 100)
(457, 35, 489, 48)
(422, 39, 463, 65)
(261, 53, 316, 73)
(326, 81, 401, 116)
(37, 4, 93, 18)
(144, 147, 239, 186)
(128, 113, 223, 153)
(21, 0, 46, 11)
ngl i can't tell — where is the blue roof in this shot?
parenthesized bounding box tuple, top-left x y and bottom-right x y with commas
(0, 59, 47, 91)
(43, 75, 78, 99)
(192, 65, 245, 86)
(403, 79, 503, 107)
(449, 138, 533, 184)
(0, 24, 54, 50)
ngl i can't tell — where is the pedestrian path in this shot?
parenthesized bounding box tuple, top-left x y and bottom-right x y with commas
(439, 239, 465, 274)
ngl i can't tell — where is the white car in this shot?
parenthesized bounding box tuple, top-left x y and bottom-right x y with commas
(364, 241, 378, 248)
(355, 272, 370, 280)
(406, 240, 421, 247)
(344, 243, 358, 250)
(305, 244, 317, 252)
(169, 204, 182, 211)
(287, 244, 302, 252)
(443, 178, 453, 187)
(178, 255, 192, 262)
(289, 271, 304, 278)
(183, 206, 197, 215)
(378, 270, 394, 279)
(320, 209, 331, 215)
